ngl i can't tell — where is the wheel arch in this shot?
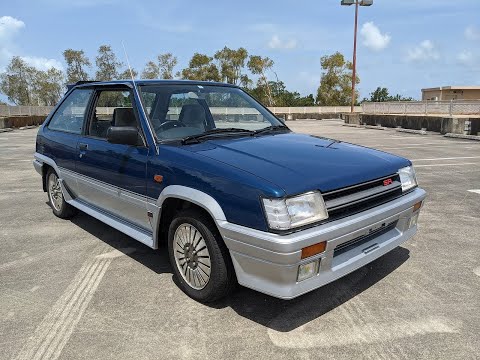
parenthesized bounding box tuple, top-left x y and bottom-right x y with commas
(42, 163, 52, 192)
(154, 186, 227, 248)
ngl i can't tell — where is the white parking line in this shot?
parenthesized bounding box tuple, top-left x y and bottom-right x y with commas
(268, 315, 458, 349)
(379, 145, 476, 150)
(13, 247, 133, 360)
(412, 156, 480, 162)
(468, 189, 480, 195)
(474, 266, 480, 277)
(415, 162, 478, 168)
(363, 143, 441, 148)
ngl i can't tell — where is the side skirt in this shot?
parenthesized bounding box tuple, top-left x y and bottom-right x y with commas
(66, 196, 155, 249)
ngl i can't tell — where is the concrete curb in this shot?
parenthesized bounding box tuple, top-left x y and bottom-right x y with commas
(396, 128, 428, 135)
(364, 125, 386, 130)
(444, 133, 480, 141)
(342, 123, 387, 130)
(0, 128, 13, 133)
(19, 125, 38, 130)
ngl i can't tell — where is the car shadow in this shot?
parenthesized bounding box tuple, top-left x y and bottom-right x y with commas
(210, 246, 410, 332)
(69, 211, 410, 332)
(70, 212, 172, 275)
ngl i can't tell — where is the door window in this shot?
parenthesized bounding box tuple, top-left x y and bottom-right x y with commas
(88, 90, 138, 139)
(48, 89, 93, 134)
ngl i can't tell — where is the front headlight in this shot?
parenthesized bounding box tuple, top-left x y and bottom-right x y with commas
(398, 166, 417, 192)
(262, 191, 329, 230)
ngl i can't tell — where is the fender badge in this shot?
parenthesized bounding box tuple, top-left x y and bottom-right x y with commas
(154, 175, 163, 183)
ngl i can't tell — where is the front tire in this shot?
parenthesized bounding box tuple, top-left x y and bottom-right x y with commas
(46, 169, 77, 219)
(168, 209, 236, 302)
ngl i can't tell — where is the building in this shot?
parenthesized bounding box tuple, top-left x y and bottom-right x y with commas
(421, 86, 480, 101)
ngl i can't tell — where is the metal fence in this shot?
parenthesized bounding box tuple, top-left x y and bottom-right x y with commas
(3, 102, 480, 117)
(0, 105, 54, 117)
(362, 100, 480, 116)
(0, 105, 362, 117)
(270, 106, 362, 114)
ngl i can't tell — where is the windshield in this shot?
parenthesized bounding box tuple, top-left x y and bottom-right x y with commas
(138, 84, 284, 141)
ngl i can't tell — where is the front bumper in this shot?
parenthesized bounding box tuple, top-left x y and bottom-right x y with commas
(218, 187, 426, 299)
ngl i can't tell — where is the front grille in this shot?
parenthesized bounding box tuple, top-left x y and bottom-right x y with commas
(334, 221, 397, 257)
(323, 174, 402, 222)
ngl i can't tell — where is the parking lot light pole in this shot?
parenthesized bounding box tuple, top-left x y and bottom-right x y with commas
(341, 0, 373, 113)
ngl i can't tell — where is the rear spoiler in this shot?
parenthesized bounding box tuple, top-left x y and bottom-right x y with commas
(66, 80, 95, 92)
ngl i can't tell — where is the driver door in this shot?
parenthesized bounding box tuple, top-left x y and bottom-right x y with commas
(75, 88, 151, 231)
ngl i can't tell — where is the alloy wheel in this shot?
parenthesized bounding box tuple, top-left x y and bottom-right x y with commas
(48, 173, 63, 211)
(173, 223, 212, 290)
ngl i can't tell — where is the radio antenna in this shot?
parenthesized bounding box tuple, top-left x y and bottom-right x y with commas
(122, 41, 136, 85)
(121, 41, 157, 147)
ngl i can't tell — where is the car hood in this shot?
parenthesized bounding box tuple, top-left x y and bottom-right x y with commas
(183, 132, 410, 195)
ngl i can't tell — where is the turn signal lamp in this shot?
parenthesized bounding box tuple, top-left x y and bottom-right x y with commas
(301, 241, 327, 259)
(413, 201, 422, 212)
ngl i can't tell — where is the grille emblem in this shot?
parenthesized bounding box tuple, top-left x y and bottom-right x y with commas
(383, 178, 393, 186)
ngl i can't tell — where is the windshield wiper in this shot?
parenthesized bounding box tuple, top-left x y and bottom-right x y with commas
(182, 128, 254, 144)
(252, 125, 290, 136)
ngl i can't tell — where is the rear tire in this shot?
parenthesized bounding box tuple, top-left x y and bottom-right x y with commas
(46, 168, 77, 219)
(168, 208, 236, 302)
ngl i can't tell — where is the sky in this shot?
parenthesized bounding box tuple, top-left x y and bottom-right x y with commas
(1, 0, 480, 100)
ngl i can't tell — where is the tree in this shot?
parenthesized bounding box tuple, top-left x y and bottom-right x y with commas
(0, 56, 37, 105)
(33, 68, 65, 106)
(0, 56, 65, 105)
(179, 53, 220, 82)
(118, 68, 138, 80)
(248, 80, 315, 107)
(214, 47, 249, 85)
(95, 45, 122, 81)
(388, 94, 415, 101)
(362, 87, 415, 102)
(141, 53, 177, 80)
(63, 49, 91, 84)
(316, 52, 359, 106)
(247, 55, 274, 106)
(157, 53, 177, 79)
(239, 74, 253, 89)
(141, 61, 160, 79)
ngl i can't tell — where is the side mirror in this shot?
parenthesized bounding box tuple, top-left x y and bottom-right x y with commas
(107, 126, 139, 146)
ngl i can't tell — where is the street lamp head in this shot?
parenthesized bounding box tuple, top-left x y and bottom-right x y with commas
(341, 0, 373, 5)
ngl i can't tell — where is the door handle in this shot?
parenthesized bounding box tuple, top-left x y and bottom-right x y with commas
(79, 143, 88, 151)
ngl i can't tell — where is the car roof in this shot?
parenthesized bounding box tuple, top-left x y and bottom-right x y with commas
(71, 79, 239, 90)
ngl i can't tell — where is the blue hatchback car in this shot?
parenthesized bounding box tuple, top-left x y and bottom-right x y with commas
(34, 80, 426, 302)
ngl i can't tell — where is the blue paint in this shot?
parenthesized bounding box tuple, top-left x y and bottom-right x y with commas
(182, 133, 411, 195)
(75, 137, 150, 195)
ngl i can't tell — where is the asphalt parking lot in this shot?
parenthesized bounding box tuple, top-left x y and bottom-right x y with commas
(1, 120, 479, 360)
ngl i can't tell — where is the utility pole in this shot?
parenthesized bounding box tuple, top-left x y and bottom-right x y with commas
(341, 0, 373, 112)
(351, 0, 359, 113)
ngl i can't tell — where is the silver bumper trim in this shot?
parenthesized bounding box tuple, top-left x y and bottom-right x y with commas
(218, 188, 426, 299)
